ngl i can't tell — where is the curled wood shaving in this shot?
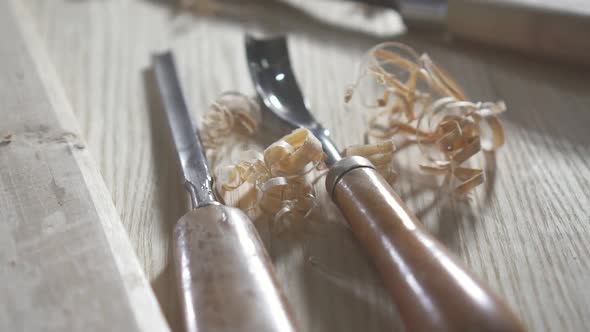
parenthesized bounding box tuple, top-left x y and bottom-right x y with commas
(346, 42, 507, 193)
(212, 128, 325, 220)
(200, 92, 261, 166)
(343, 140, 397, 183)
(201, 93, 326, 221)
(201, 91, 260, 148)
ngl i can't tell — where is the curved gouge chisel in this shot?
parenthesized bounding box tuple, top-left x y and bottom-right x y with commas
(152, 52, 298, 332)
(245, 36, 525, 332)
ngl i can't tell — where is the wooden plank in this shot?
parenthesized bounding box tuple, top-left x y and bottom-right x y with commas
(24, 0, 590, 331)
(0, 1, 170, 331)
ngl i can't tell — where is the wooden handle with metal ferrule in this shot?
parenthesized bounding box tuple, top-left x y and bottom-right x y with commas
(326, 157, 525, 332)
(173, 205, 298, 332)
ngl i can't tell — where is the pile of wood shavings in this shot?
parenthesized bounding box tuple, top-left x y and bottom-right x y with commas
(202, 43, 507, 221)
(345, 42, 506, 194)
(201, 93, 325, 221)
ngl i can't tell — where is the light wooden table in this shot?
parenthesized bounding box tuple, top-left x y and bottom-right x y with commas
(24, 0, 590, 331)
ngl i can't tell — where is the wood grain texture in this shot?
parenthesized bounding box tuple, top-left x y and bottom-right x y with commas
(23, 0, 590, 331)
(0, 1, 170, 331)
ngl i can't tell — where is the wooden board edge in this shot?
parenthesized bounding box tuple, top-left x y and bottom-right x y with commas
(8, 1, 172, 331)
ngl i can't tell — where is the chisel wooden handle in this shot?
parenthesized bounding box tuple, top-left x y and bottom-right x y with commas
(326, 157, 524, 332)
(173, 205, 298, 332)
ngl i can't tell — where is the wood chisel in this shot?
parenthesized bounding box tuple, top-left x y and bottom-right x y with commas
(246, 35, 525, 332)
(151, 52, 298, 332)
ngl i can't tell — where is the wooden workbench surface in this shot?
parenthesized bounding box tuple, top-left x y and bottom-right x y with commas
(23, 0, 590, 331)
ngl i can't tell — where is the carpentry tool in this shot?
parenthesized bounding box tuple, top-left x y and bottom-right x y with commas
(352, 0, 590, 66)
(152, 52, 298, 332)
(245, 36, 525, 332)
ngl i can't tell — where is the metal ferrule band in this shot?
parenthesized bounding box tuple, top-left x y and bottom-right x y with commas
(325, 156, 375, 197)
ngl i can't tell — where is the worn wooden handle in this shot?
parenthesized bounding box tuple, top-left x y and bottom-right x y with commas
(173, 205, 298, 332)
(330, 166, 524, 332)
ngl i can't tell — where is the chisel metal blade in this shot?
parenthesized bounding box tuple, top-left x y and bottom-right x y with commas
(152, 52, 216, 208)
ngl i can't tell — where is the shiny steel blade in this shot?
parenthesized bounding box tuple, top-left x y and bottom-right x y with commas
(152, 52, 217, 208)
(245, 35, 342, 166)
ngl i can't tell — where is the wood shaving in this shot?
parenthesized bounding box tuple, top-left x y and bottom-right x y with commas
(201, 92, 260, 147)
(343, 140, 397, 183)
(345, 42, 507, 193)
(200, 92, 261, 166)
(213, 128, 324, 220)
(201, 93, 324, 221)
